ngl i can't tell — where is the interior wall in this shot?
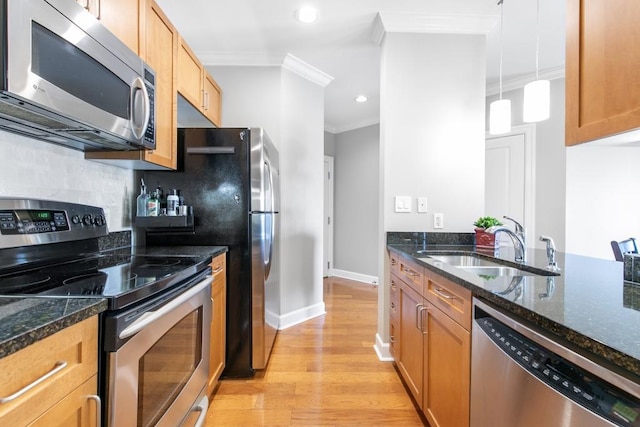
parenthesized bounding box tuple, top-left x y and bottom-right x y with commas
(378, 32, 487, 344)
(486, 78, 567, 251)
(324, 131, 336, 156)
(210, 64, 325, 322)
(0, 131, 134, 231)
(333, 124, 379, 278)
(566, 146, 640, 260)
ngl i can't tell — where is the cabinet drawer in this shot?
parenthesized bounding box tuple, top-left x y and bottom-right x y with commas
(29, 376, 98, 427)
(398, 255, 424, 294)
(389, 274, 400, 321)
(389, 249, 400, 276)
(0, 316, 98, 427)
(424, 268, 472, 331)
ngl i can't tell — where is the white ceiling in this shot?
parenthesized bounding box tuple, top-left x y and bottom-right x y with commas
(156, 0, 566, 134)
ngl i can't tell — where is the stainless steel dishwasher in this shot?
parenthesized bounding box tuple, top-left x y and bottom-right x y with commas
(471, 298, 640, 427)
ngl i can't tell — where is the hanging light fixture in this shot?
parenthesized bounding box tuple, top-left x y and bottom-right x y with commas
(523, 0, 550, 122)
(489, 0, 511, 135)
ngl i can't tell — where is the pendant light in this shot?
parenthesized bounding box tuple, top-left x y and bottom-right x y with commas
(489, 0, 511, 135)
(523, 0, 550, 122)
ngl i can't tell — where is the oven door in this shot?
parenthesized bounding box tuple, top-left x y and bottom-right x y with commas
(106, 275, 212, 427)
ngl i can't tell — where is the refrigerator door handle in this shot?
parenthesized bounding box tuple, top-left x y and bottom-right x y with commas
(186, 146, 236, 155)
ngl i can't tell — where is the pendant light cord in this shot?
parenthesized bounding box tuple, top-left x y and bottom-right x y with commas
(498, 0, 504, 100)
(535, 0, 540, 80)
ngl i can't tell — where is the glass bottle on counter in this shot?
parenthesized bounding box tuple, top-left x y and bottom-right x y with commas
(147, 190, 159, 217)
(167, 190, 179, 216)
(136, 179, 148, 217)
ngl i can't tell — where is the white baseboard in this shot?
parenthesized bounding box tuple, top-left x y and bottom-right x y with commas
(374, 333, 394, 362)
(332, 269, 379, 285)
(278, 301, 326, 330)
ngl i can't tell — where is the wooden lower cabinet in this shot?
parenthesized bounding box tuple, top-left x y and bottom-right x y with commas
(397, 278, 424, 404)
(0, 316, 99, 427)
(390, 248, 472, 426)
(208, 253, 227, 397)
(423, 302, 471, 427)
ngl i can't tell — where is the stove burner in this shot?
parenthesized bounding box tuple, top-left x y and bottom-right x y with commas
(60, 272, 110, 296)
(0, 273, 52, 294)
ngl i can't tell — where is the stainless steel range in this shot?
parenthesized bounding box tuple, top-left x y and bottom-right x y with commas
(0, 198, 212, 427)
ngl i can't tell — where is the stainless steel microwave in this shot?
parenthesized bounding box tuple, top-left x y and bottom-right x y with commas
(0, 0, 155, 151)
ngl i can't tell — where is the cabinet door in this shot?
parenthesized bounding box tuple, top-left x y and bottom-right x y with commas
(98, 0, 141, 54)
(29, 376, 99, 427)
(397, 281, 424, 406)
(208, 254, 226, 396)
(422, 303, 471, 427)
(566, 0, 640, 145)
(203, 72, 222, 126)
(143, 0, 178, 169)
(177, 37, 204, 110)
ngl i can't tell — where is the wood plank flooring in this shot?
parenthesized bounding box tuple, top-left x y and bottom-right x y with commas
(204, 276, 425, 426)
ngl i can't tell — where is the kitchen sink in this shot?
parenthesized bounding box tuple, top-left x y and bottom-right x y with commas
(421, 254, 557, 277)
(426, 254, 504, 267)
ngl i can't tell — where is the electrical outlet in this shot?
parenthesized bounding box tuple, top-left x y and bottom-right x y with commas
(434, 213, 444, 229)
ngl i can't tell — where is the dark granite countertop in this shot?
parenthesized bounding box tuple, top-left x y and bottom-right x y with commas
(0, 244, 227, 360)
(388, 242, 640, 381)
(0, 297, 107, 359)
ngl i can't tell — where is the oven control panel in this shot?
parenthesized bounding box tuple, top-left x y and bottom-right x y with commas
(0, 199, 108, 248)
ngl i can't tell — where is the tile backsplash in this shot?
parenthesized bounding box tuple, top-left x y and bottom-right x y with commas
(0, 131, 134, 231)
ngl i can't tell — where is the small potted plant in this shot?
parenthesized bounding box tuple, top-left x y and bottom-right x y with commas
(474, 216, 502, 249)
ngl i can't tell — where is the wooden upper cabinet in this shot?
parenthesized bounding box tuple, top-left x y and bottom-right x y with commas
(566, 0, 640, 145)
(76, 0, 141, 54)
(142, 0, 178, 169)
(177, 36, 223, 127)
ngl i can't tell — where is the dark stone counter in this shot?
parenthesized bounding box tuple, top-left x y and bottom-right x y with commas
(0, 297, 107, 359)
(388, 240, 640, 382)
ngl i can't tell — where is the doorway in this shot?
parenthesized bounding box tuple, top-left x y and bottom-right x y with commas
(485, 124, 536, 247)
(323, 156, 334, 277)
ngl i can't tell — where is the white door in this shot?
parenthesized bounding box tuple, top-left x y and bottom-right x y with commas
(485, 125, 536, 248)
(323, 156, 334, 277)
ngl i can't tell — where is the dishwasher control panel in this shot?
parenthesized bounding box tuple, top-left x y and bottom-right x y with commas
(478, 317, 640, 427)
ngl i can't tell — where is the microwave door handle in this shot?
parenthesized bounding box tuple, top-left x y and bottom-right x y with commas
(118, 276, 213, 340)
(130, 76, 150, 140)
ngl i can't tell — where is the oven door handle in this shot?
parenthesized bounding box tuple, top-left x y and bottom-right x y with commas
(119, 275, 213, 340)
(191, 395, 209, 427)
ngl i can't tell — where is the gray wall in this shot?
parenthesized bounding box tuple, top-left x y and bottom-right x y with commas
(486, 78, 567, 252)
(324, 131, 336, 157)
(333, 124, 379, 277)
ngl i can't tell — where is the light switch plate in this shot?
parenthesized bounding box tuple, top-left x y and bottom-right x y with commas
(418, 197, 428, 213)
(394, 196, 412, 213)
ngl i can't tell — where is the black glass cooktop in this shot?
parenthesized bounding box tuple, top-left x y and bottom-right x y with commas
(0, 254, 209, 310)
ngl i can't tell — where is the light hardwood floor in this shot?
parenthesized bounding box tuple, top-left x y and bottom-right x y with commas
(204, 276, 426, 426)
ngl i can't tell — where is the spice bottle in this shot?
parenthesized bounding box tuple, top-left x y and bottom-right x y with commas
(147, 190, 159, 217)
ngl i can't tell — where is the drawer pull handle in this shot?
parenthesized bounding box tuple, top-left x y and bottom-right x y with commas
(389, 335, 395, 343)
(415, 303, 424, 329)
(434, 287, 456, 300)
(419, 306, 429, 334)
(0, 360, 67, 404)
(212, 266, 223, 273)
(390, 302, 395, 309)
(88, 394, 102, 427)
(404, 268, 418, 277)
(391, 259, 397, 265)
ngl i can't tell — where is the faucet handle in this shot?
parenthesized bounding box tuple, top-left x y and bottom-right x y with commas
(539, 235, 556, 251)
(503, 215, 524, 234)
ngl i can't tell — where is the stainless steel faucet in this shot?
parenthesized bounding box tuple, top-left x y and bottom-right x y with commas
(486, 216, 527, 263)
(539, 235, 560, 271)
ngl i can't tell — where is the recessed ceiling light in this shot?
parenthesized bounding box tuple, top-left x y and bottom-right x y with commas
(355, 95, 368, 103)
(295, 6, 318, 24)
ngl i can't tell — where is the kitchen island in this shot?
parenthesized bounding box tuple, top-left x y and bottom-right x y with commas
(388, 238, 640, 380)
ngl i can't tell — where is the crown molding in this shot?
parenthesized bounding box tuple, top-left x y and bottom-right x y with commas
(372, 12, 499, 45)
(282, 54, 334, 87)
(197, 51, 334, 87)
(486, 65, 565, 96)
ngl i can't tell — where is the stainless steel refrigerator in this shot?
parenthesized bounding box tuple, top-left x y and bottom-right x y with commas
(140, 127, 280, 378)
